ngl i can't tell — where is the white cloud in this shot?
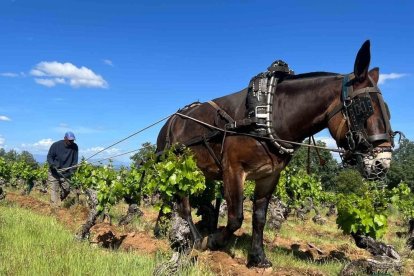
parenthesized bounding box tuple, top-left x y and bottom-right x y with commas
(0, 72, 26, 78)
(34, 78, 58, 87)
(0, 72, 19, 77)
(103, 59, 114, 66)
(30, 61, 108, 88)
(0, 135, 5, 147)
(0, 115, 11, 121)
(21, 138, 54, 153)
(81, 147, 121, 160)
(378, 73, 407, 85)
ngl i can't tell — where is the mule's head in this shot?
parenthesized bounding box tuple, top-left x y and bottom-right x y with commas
(328, 40, 394, 180)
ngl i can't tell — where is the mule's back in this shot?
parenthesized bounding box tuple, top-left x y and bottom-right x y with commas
(156, 89, 247, 150)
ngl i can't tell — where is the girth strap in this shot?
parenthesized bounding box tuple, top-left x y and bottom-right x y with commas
(202, 135, 223, 170)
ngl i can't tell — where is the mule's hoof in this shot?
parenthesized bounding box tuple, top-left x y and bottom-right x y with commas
(200, 236, 209, 251)
(193, 237, 209, 251)
(247, 256, 272, 268)
(74, 233, 87, 241)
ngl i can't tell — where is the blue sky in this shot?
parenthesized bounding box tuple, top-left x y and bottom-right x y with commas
(0, 0, 412, 164)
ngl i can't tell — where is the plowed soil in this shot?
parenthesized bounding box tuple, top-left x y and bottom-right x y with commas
(4, 191, 374, 275)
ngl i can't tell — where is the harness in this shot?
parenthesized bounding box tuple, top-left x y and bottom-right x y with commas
(327, 73, 394, 157)
(164, 101, 225, 172)
(226, 60, 295, 154)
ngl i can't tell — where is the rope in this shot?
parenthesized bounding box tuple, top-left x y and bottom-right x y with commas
(59, 110, 345, 172)
(84, 114, 172, 162)
(57, 114, 173, 172)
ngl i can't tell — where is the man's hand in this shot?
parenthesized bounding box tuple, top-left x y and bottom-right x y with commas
(50, 164, 59, 175)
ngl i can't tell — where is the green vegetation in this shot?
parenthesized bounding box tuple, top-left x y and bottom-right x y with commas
(288, 139, 339, 191)
(386, 138, 414, 189)
(0, 203, 213, 276)
(71, 145, 205, 214)
(1, 139, 414, 274)
(144, 145, 206, 214)
(0, 204, 157, 276)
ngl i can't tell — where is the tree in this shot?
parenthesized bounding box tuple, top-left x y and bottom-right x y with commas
(334, 169, 365, 195)
(3, 150, 18, 162)
(130, 142, 156, 167)
(289, 139, 340, 191)
(17, 151, 38, 168)
(386, 138, 414, 189)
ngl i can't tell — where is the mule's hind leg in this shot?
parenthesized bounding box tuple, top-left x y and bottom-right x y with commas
(206, 168, 244, 250)
(247, 174, 279, 268)
(177, 196, 203, 247)
(193, 179, 221, 234)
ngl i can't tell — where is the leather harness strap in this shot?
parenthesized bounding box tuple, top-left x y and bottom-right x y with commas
(207, 100, 235, 125)
(335, 117, 347, 142)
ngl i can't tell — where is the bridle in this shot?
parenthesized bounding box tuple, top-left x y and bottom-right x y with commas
(327, 73, 395, 178)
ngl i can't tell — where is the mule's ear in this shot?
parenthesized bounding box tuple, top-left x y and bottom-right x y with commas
(369, 67, 380, 84)
(353, 40, 371, 81)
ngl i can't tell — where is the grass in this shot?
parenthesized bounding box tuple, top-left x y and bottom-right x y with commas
(225, 225, 345, 275)
(0, 202, 212, 276)
(3, 187, 414, 275)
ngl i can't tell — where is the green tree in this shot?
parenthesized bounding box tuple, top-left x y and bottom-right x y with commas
(334, 169, 365, 195)
(387, 138, 414, 189)
(130, 142, 156, 167)
(289, 139, 340, 190)
(17, 151, 38, 168)
(3, 150, 18, 162)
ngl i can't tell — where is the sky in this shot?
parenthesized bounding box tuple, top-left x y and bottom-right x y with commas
(0, 0, 413, 164)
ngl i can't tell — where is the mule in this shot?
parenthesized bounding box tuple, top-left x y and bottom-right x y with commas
(156, 40, 394, 267)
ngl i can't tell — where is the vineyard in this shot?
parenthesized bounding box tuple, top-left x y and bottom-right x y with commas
(1, 140, 414, 275)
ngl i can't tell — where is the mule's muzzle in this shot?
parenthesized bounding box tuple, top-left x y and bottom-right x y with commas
(361, 147, 392, 180)
(342, 146, 392, 181)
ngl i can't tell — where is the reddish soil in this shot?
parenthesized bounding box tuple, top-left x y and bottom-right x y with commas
(4, 191, 372, 275)
(5, 192, 169, 255)
(89, 223, 169, 253)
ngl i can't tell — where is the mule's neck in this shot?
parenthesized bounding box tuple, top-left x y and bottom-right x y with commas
(273, 75, 341, 142)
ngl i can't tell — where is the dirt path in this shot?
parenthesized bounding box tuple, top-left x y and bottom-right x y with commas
(4, 192, 169, 255)
(4, 191, 363, 275)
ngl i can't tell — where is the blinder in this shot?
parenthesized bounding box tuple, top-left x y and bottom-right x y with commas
(340, 73, 393, 154)
(326, 73, 396, 178)
(347, 95, 374, 131)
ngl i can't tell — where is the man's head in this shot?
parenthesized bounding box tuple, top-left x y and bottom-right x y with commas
(64, 131, 76, 144)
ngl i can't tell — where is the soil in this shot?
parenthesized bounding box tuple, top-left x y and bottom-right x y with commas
(2, 191, 390, 276)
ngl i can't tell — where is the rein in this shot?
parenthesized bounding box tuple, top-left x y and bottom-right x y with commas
(59, 100, 350, 174)
(173, 112, 345, 154)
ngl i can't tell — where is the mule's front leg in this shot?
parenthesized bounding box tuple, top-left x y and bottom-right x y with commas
(247, 175, 279, 268)
(247, 196, 272, 267)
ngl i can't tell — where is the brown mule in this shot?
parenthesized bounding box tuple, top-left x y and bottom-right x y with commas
(156, 40, 394, 268)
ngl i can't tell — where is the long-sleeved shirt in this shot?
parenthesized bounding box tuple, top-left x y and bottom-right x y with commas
(47, 140, 78, 178)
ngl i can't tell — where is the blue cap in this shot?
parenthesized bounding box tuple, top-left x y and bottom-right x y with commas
(64, 131, 76, 140)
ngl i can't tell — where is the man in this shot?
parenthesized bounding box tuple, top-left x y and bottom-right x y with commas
(47, 131, 78, 207)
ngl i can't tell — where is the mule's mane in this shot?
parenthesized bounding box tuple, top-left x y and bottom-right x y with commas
(284, 72, 339, 80)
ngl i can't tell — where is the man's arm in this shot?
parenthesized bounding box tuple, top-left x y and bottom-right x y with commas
(68, 144, 79, 177)
(47, 143, 58, 168)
